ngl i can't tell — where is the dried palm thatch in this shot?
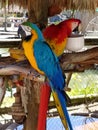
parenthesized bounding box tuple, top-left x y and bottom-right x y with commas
(57, 0, 97, 12)
(0, 0, 98, 12)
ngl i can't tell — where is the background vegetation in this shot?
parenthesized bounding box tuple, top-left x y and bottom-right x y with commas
(68, 69, 98, 97)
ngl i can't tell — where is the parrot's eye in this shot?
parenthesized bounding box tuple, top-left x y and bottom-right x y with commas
(20, 25, 32, 33)
(74, 22, 78, 25)
(25, 26, 32, 32)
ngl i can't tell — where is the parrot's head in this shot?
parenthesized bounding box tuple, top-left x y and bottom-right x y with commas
(18, 21, 33, 41)
(63, 18, 82, 34)
(18, 21, 43, 40)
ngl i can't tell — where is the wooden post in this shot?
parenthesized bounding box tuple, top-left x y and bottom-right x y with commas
(24, 81, 42, 130)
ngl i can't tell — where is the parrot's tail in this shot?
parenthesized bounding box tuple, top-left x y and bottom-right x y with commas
(37, 82, 51, 130)
(52, 89, 73, 130)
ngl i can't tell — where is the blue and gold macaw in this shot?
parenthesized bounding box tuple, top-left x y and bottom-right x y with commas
(18, 22, 73, 130)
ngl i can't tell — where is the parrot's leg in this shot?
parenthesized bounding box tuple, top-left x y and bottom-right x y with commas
(37, 82, 51, 130)
(52, 90, 73, 130)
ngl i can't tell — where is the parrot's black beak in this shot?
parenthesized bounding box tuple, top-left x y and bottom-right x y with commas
(73, 23, 82, 34)
(73, 26, 79, 33)
(18, 25, 32, 40)
(18, 25, 26, 39)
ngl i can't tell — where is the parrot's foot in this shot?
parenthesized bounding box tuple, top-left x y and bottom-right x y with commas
(65, 87, 71, 92)
(26, 69, 41, 80)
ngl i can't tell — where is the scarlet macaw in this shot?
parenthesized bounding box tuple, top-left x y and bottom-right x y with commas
(43, 18, 81, 57)
(18, 22, 73, 130)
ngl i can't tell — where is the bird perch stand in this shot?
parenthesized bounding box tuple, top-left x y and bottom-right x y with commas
(10, 87, 26, 124)
(0, 47, 98, 130)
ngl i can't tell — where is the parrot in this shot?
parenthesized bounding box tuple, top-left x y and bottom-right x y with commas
(43, 18, 81, 92)
(43, 18, 81, 57)
(18, 21, 73, 130)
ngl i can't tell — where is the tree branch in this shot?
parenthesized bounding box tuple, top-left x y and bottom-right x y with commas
(0, 65, 42, 82)
(60, 47, 98, 72)
(0, 47, 97, 77)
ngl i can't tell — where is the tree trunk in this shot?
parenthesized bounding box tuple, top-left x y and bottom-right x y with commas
(24, 81, 42, 130)
(28, 0, 49, 26)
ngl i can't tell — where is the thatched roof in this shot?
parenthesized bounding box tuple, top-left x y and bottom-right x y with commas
(1, 0, 98, 12)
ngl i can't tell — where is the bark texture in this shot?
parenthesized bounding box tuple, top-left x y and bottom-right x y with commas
(23, 81, 42, 130)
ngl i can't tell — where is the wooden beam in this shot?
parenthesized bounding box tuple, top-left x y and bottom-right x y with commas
(0, 41, 21, 48)
(48, 94, 98, 109)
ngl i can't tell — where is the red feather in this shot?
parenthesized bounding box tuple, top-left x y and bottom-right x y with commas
(43, 18, 81, 44)
(37, 82, 51, 130)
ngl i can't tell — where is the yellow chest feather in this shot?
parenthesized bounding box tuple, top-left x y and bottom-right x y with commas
(22, 31, 44, 75)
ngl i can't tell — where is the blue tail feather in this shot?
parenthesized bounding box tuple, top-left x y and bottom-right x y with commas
(56, 89, 73, 130)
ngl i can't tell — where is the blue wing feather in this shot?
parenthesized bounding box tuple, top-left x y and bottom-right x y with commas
(33, 40, 65, 90)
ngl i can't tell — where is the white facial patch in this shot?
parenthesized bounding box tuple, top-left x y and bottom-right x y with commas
(21, 25, 32, 36)
(72, 22, 78, 31)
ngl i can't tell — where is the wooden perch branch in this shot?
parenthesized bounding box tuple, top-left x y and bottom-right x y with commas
(60, 47, 98, 72)
(61, 47, 98, 64)
(0, 47, 97, 77)
(0, 65, 42, 81)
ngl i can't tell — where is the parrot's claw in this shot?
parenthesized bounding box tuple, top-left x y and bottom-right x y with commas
(27, 70, 32, 76)
(65, 87, 71, 92)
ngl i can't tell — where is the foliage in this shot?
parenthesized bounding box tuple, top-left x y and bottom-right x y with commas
(67, 69, 98, 97)
(1, 96, 15, 108)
